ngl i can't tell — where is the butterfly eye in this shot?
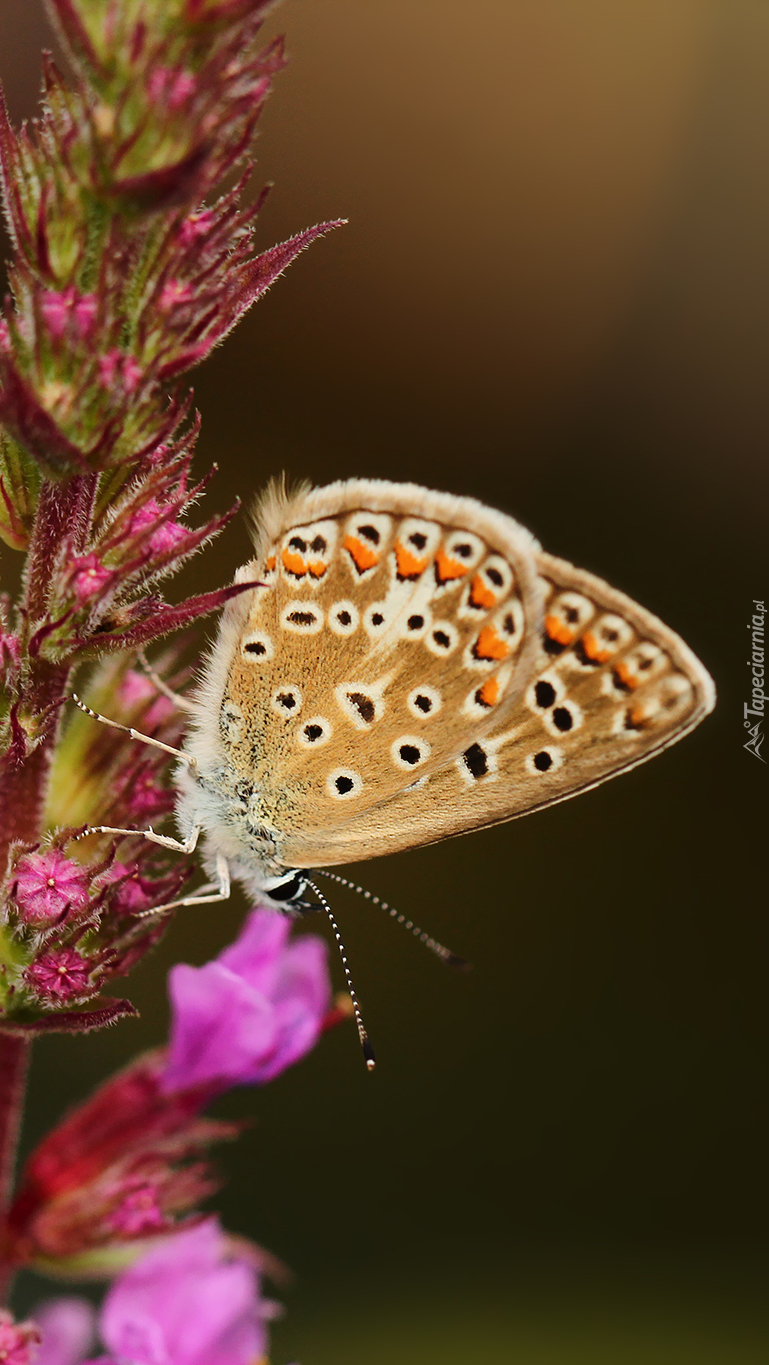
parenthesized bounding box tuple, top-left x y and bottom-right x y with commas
(263, 872, 307, 903)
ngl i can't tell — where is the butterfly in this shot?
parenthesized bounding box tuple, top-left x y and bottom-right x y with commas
(76, 478, 715, 1064)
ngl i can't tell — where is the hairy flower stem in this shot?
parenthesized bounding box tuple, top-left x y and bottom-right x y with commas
(0, 1035, 30, 1304)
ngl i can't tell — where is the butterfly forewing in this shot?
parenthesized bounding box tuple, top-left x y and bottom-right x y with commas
(215, 480, 545, 858)
(275, 548, 715, 867)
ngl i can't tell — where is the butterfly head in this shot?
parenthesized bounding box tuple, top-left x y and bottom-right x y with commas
(258, 869, 314, 912)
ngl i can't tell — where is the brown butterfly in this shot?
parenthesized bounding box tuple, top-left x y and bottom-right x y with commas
(75, 479, 715, 1064)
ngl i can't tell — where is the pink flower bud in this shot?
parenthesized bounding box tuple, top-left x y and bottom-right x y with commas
(14, 849, 91, 927)
(69, 554, 112, 602)
(98, 352, 143, 394)
(127, 499, 188, 555)
(158, 279, 195, 310)
(26, 948, 92, 1001)
(168, 72, 197, 110)
(39, 289, 73, 339)
(107, 1179, 166, 1237)
(179, 211, 215, 247)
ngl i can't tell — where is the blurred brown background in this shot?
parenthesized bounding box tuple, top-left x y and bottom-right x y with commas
(1, 1, 767, 1360)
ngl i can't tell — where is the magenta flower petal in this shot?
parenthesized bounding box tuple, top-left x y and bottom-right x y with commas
(162, 909, 331, 1093)
(99, 1219, 268, 1365)
(34, 1299, 96, 1365)
(14, 849, 91, 926)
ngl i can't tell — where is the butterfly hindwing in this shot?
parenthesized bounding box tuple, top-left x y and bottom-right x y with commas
(275, 548, 715, 867)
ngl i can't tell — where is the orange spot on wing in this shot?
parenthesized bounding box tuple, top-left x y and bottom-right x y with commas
(580, 630, 613, 664)
(613, 660, 640, 690)
(627, 701, 653, 729)
(469, 574, 497, 609)
(473, 626, 509, 661)
(308, 561, 327, 579)
(265, 554, 276, 572)
(478, 677, 500, 706)
(435, 547, 469, 583)
(282, 548, 306, 576)
(395, 541, 430, 579)
(544, 614, 575, 646)
(343, 535, 379, 573)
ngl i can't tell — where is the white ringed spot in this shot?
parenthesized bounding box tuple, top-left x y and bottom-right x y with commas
(281, 601, 323, 634)
(525, 747, 564, 776)
(327, 767, 364, 800)
(407, 685, 442, 718)
(425, 621, 459, 656)
(363, 603, 391, 637)
(335, 685, 383, 730)
(241, 631, 273, 661)
(391, 735, 431, 770)
(543, 698, 583, 737)
(271, 686, 303, 718)
(328, 600, 360, 636)
(297, 715, 332, 748)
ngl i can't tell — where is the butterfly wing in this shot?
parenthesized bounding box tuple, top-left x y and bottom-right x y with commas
(277, 547, 715, 867)
(203, 478, 546, 864)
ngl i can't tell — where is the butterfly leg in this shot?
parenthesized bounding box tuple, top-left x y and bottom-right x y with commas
(134, 853, 232, 918)
(70, 693, 198, 773)
(137, 649, 197, 715)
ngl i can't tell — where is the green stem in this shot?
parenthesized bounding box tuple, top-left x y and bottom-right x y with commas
(0, 1035, 30, 1305)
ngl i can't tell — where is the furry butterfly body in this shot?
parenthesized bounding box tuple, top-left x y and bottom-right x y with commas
(174, 478, 715, 903)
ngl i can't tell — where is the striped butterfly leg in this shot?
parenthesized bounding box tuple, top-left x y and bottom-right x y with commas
(137, 649, 198, 715)
(69, 694, 231, 913)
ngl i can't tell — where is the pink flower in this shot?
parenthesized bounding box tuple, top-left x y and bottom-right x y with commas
(69, 555, 112, 602)
(33, 1221, 273, 1365)
(0, 1311, 40, 1365)
(100, 1220, 271, 1365)
(163, 909, 331, 1093)
(34, 1299, 95, 1365)
(26, 948, 92, 1000)
(14, 849, 91, 926)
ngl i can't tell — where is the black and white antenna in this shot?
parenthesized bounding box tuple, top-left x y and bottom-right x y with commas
(305, 878, 376, 1072)
(316, 870, 471, 971)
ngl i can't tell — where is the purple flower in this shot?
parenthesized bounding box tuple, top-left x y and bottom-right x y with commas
(163, 909, 331, 1093)
(26, 947, 92, 1000)
(14, 849, 91, 926)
